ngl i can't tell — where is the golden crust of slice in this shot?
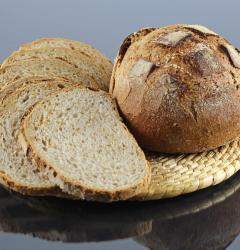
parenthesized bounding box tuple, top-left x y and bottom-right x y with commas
(0, 170, 63, 197)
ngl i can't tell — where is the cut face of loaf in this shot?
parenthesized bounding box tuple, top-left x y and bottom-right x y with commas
(0, 77, 68, 103)
(0, 79, 78, 196)
(2, 47, 111, 91)
(19, 37, 113, 89)
(20, 87, 150, 202)
(0, 59, 99, 91)
(19, 37, 111, 63)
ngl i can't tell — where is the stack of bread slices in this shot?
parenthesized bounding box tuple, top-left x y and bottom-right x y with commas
(0, 38, 150, 202)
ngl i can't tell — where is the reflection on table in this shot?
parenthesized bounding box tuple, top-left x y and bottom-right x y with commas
(0, 172, 240, 248)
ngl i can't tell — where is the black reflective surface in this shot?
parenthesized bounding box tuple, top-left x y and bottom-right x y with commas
(0, 171, 240, 249)
(0, 0, 240, 249)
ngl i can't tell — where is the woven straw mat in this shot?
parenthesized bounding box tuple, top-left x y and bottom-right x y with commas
(138, 139, 240, 200)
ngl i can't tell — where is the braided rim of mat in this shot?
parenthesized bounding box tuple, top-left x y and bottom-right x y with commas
(137, 139, 240, 200)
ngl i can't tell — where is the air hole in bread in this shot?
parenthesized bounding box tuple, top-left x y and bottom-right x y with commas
(57, 84, 65, 89)
(22, 95, 29, 103)
(41, 139, 47, 146)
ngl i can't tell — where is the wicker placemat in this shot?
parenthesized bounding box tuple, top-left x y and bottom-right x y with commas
(139, 139, 240, 200)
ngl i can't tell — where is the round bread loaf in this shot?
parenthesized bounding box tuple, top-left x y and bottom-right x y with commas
(110, 24, 240, 153)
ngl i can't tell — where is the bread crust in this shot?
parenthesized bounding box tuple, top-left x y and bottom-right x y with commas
(111, 24, 240, 153)
(0, 171, 64, 197)
(19, 87, 151, 202)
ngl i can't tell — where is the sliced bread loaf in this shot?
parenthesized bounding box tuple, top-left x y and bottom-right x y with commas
(0, 59, 99, 91)
(2, 47, 111, 91)
(0, 79, 78, 196)
(19, 37, 113, 84)
(19, 87, 150, 202)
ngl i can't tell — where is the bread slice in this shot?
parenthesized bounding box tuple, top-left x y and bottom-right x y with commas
(19, 37, 113, 87)
(2, 47, 111, 91)
(19, 87, 150, 202)
(0, 76, 68, 103)
(19, 37, 112, 64)
(0, 59, 99, 91)
(0, 79, 78, 196)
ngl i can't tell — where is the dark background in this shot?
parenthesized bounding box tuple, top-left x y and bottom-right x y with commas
(0, 0, 239, 249)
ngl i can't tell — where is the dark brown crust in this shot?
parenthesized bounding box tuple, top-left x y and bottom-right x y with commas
(111, 24, 240, 153)
(19, 87, 150, 202)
